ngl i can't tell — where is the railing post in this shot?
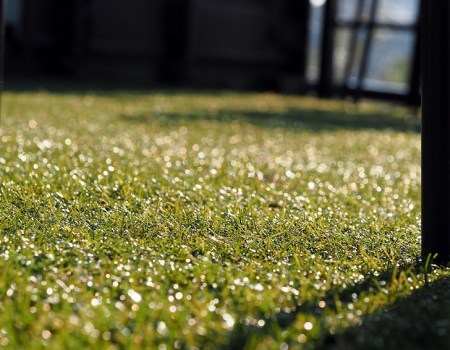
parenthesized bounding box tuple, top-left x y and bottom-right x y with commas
(421, 0, 450, 263)
(0, 0, 5, 120)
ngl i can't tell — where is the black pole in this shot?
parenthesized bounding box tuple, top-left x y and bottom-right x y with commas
(318, 0, 337, 98)
(421, 0, 450, 263)
(0, 0, 5, 121)
(353, 0, 379, 103)
(341, 0, 365, 98)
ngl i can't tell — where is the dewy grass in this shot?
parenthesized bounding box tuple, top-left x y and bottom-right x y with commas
(0, 85, 446, 350)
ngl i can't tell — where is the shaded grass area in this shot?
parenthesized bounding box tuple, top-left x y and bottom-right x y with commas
(0, 78, 445, 350)
(121, 109, 420, 133)
(323, 276, 450, 350)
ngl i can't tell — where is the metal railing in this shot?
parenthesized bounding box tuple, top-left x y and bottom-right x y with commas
(318, 0, 421, 106)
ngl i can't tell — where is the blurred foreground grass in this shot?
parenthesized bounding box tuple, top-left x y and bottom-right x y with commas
(0, 81, 447, 350)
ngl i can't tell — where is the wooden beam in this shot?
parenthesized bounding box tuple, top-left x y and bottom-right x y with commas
(421, 0, 450, 263)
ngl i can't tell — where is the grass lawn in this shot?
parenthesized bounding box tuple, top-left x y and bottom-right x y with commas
(0, 79, 448, 350)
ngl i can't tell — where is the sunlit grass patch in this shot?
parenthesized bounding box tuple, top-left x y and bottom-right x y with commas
(0, 84, 443, 350)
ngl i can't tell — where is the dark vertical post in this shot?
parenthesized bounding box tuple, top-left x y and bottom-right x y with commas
(341, 0, 365, 98)
(0, 0, 5, 120)
(318, 0, 337, 98)
(421, 0, 450, 263)
(353, 0, 379, 102)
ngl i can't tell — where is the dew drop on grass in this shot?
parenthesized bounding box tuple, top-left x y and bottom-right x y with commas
(222, 314, 235, 329)
(157, 322, 168, 336)
(304, 322, 313, 330)
(42, 330, 52, 339)
(127, 289, 142, 303)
